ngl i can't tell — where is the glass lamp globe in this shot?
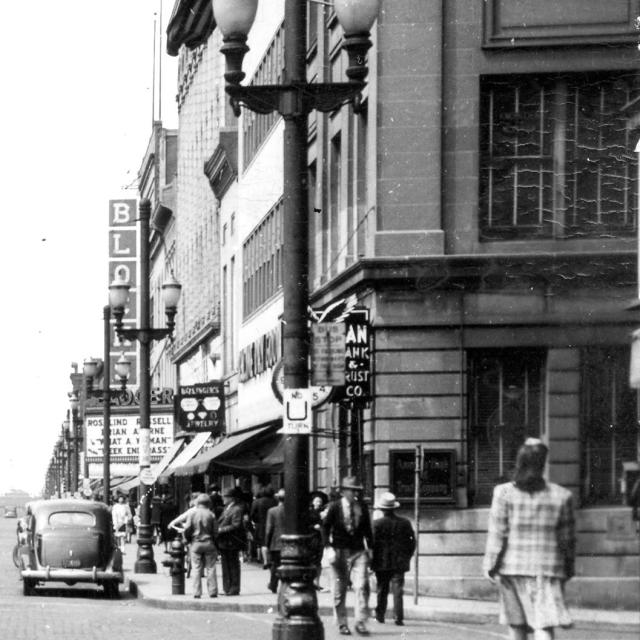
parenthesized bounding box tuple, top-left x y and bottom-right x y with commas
(83, 358, 99, 379)
(212, 0, 258, 37)
(108, 273, 131, 310)
(334, 0, 381, 34)
(114, 353, 131, 382)
(162, 274, 182, 309)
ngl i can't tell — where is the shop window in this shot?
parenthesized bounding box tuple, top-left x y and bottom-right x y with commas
(480, 72, 638, 240)
(581, 346, 638, 505)
(468, 349, 545, 506)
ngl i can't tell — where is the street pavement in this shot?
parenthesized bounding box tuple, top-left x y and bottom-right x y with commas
(1, 516, 637, 639)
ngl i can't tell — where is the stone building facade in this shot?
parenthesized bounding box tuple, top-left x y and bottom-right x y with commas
(164, 0, 640, 607)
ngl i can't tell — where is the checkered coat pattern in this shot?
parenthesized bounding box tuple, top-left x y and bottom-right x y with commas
(483, 481, 576, 579)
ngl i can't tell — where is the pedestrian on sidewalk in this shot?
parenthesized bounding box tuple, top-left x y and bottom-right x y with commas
(183, 493, 219, 599)
(265, 489, 285, 593)
(322, 475, 373, 637)
(217, 487, 246, 595)
(112, 495, 132, 552)
(308, 490, 329, 591)
(371, 492, 415, 626)
(252, 486, 277, 569)
(208, 484, 225, 519)
(483, 438, 576, 640)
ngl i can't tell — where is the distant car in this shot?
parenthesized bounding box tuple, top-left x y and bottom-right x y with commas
(17, 499, 123, 598)
(4, 506, 17, 518)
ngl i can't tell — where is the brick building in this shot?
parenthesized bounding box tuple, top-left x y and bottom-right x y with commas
(164, 0, 640, 607)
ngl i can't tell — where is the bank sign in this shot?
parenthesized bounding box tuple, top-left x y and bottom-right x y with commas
(341, 308, 371, 403)
(85, 414, 173, 462)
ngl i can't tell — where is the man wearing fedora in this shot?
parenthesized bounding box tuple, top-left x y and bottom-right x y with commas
(371, 492, 416, 626)
(216, 487, 246, 595)
(322, 476, 373, 636)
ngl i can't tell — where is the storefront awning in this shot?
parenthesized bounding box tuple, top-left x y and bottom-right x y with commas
(111, 438, 187, 494)
(157, 431, 212, 481)
(173, 425, 283, 476)
(110, 475, 138, 494)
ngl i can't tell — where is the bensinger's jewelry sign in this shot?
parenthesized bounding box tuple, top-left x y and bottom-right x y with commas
(85, 414, 173, 462)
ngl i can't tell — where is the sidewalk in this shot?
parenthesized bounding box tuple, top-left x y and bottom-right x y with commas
(122, 541, 640, 629)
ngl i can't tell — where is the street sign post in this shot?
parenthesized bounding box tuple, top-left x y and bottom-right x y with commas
(281, 388, 312, 434)
(311, 323, 346, 386)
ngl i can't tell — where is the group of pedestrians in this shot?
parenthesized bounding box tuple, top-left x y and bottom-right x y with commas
(320, 437, 576, 640)
(146, 436, 575, 640)
(321, 476, 416, 636)
(168, 486, 249, 598)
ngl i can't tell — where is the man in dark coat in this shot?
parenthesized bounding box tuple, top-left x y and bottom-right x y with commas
(322, 476, 373, 637)
(216, 487, 246, 595)
(208, 484, 225, 519)
(252, 486, 278, 568)
(371, 492, 416, 626)
(264, 489, 285, 593)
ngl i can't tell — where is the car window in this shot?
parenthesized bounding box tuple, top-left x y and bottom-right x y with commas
(48, 511, 95, 527)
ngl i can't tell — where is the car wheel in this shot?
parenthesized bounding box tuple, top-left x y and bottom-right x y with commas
(104, 581, 120, 599)
(22, 579, 35, 596)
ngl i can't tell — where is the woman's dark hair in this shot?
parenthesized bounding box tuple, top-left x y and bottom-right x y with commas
(513, 438, 548, 493)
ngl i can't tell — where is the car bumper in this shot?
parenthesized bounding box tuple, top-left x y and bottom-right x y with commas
(21, 568, 123, 583)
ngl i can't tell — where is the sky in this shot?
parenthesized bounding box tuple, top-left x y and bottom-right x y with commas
(0, 1, 178, 495)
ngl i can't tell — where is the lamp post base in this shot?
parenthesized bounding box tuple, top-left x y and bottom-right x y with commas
(272, 534, 324, 640)
(134, 522, 157, 574)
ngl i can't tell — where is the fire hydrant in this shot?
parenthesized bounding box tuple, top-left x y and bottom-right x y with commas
(161, 538, 186, 595)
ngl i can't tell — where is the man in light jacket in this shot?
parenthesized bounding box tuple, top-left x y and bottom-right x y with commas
(183, 493, 218, 598)
(322, 476, 373, 637)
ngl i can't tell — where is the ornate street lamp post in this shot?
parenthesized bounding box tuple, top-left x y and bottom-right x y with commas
(68, 393, 81, 494)
(108, 198, 182, 574)
(83, 336, 131, 504)
(211, 1, 379, 638)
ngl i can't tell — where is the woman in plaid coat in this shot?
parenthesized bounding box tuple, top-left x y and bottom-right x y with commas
(483, 438, 576, 640)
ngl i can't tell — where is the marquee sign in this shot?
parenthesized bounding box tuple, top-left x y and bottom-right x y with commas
(85, 413, 173, 462)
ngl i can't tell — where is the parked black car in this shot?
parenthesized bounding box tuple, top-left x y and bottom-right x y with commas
(17, 499, 123, 597)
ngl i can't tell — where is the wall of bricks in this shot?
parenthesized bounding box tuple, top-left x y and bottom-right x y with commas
(173, 37, 227, 366)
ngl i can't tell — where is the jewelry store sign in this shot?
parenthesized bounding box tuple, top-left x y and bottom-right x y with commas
(85, 414, 173, 462)
(175, 382, 225, 435)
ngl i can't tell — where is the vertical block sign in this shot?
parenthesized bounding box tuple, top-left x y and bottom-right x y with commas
(109, 199, 138, 384)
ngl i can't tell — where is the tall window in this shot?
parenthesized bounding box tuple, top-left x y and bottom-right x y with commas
(468, 349, 545, 505)
(581, 346, 637, 505)
(480, 72, 638, 240)
(329, 132, 342, 278)
(243, 25, 284, 168)
(242, 199, 283, 318)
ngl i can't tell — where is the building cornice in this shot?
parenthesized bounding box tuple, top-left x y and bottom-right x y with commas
(169, 313, 220, 364)
(309, 251, 637, 307)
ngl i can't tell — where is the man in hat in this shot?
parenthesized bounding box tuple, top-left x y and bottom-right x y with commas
(216, 487, 246, 595)
(322, 476, 373, 636)
(183, 493, 219, 598)
(371, 492, 416, 626)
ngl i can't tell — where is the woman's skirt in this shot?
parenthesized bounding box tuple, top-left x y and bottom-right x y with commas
(498, 575, 573, 631)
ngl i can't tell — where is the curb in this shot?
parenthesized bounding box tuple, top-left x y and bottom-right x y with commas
(126, 574, 640, 632)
